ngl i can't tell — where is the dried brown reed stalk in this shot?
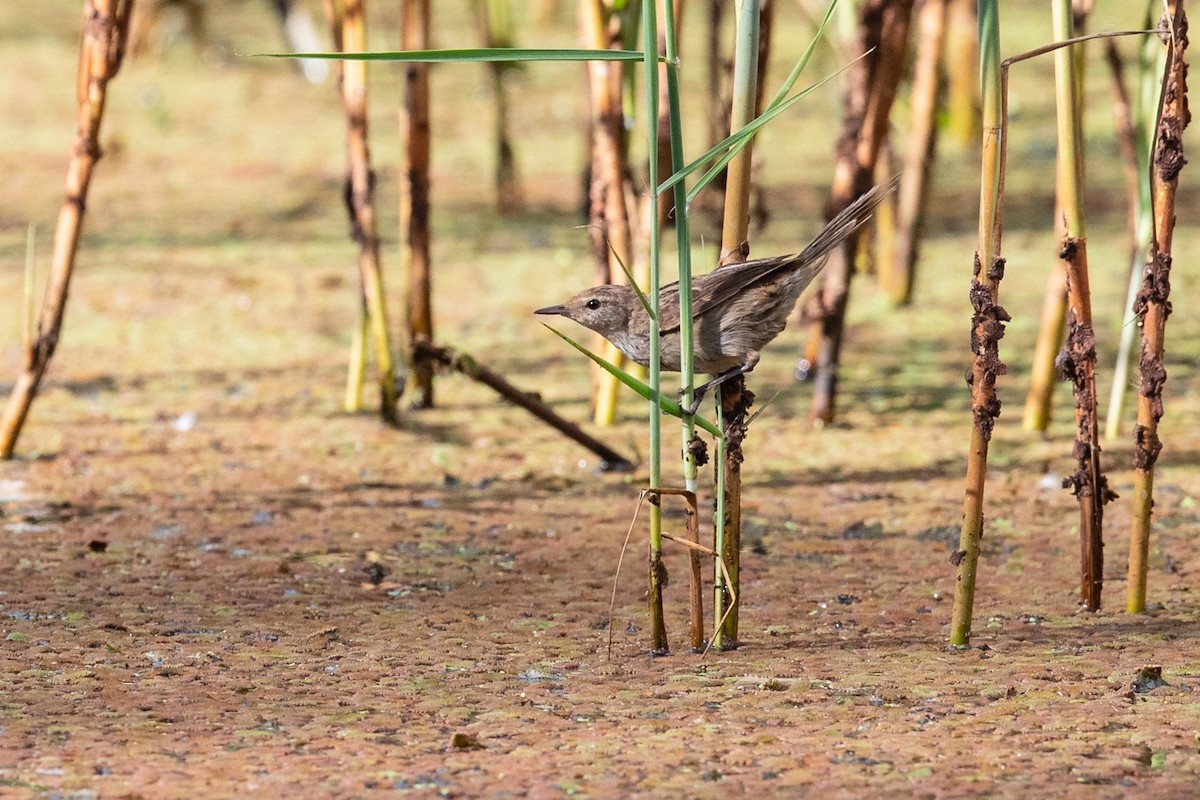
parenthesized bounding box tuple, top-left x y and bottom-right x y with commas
(1, 0, 135, 459)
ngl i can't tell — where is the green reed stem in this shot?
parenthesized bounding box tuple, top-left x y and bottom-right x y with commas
(661, 4, 696, 496)
(641, 0, 667, 654)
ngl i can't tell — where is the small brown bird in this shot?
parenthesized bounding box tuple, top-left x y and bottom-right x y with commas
(536, 179, 895, 399)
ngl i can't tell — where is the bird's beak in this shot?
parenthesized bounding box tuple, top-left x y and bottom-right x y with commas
(534, 304, 568, 316)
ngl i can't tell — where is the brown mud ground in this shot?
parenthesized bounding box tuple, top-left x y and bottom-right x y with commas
(3, 4, 1200, 798)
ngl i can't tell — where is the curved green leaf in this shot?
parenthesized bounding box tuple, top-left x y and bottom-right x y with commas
(541, 325, 722, 439)
(255, 47, 646, 63)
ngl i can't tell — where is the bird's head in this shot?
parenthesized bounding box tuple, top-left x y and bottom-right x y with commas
(534, 285, 636, 339)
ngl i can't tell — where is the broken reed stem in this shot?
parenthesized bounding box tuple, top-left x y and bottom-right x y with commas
(1129, 2, 1188, 614)
(333, 0, 400, 423)
(400, 0, 435, 409)
(608, 488, 727, 656)
(413, 342, 632, 469)
(584, 0, 636, 427)
(950, 0, 1005, 647)
(642, 0, 668, 655)
(0, 0, 134, 460)
(808, 0, 913, 425)
(1051, 0, 1112, 612)
(891, 0, 948, 306)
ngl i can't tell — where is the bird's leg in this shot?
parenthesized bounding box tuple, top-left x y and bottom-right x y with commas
(682, 351, 760, 415)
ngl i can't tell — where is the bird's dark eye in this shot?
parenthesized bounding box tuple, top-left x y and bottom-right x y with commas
(585, 298, 601, 310)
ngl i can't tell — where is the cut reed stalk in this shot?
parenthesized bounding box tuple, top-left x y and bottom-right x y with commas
(715, 378, 752, 647)
(684, 491, 703, 653)
(331, 0, 400, 423)
(400, 0, 435, 409)
(1129, 1, 1188, 614)
(0, 0, 134, 460)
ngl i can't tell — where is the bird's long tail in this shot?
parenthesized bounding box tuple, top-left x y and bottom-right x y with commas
(661, 177, 900, 334)
(792, 174, 901, 274)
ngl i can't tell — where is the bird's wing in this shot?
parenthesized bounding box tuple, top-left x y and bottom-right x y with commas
(656, 285, 682, 332)
(658, 177, 898, 335)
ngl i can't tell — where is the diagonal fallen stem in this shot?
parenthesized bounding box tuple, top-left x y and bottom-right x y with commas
(415, 341, 633, 470)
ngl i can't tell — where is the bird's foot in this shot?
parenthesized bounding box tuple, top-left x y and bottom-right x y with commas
(678, 385, 709, 416)
(677, 353, 760, 417)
